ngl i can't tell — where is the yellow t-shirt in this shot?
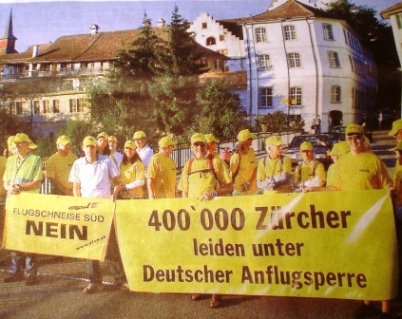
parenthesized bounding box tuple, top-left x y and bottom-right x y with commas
(257, 155, 292, 180)
(230, 148, 257, 195)
(0, 156, 6, 197)
(147, 152, 177, 199)
(294, 160, 326, 186)
(46, 152, 78, 193)
(326, 163, 336, 187)
(333, 152, 392, 191)
(120, 160, 145, 199)
(178, 156, 231, 199)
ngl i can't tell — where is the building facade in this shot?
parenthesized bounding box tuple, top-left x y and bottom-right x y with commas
(242, 0, 377, 131)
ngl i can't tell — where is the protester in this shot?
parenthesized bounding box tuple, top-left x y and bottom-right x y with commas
(108, 135, 123, 168)
(230, 129, 258, 195)
(326, 141, 349, 187)
(294, 141, 326, 189)
(4, 135, 15, 158)
(114, 140, 145, 199)
(3, 133, 43, 285)
(147, 136, 177, 199)
(305, 124, 393, 318)
(96, 132, 111, 156)
(69, 136, 128, 293)
(133, 131, 153, 171)
(178, 133, 233, 308)
(0, 148, 7, 243)
(46, 135, 77, 196)
(257, 135, 292, 193)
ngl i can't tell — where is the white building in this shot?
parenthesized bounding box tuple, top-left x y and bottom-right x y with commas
(241, 0, 378, 131)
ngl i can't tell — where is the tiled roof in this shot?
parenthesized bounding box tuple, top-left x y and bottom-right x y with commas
(0, 27, 228, 64)
(243, 0, 331, 23)
(216, 18, 244, 40)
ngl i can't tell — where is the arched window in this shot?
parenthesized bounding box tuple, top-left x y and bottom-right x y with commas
(206, 37, 216, 46)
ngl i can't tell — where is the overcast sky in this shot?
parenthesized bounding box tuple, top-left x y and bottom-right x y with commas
(0, 0, 399, 52)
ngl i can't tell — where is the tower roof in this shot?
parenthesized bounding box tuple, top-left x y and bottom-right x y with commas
(1, 10, 17, 41)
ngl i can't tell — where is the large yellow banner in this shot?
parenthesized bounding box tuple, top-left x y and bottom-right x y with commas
(116, 190, 398, 300)
(2, 193, 114, 260)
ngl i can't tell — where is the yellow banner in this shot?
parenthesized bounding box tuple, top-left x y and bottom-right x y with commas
(116, 190, 398, 300)
(2, 193, 114, 260)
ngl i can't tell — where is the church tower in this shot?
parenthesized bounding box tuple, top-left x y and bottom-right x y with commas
(0, 10, 18, 55)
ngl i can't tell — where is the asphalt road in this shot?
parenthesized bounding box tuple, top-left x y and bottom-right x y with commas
(0, 130, 400, 319)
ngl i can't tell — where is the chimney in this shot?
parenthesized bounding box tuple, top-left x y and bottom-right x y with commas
(90, 24, 100, 35)
(32, 45, 39, 58)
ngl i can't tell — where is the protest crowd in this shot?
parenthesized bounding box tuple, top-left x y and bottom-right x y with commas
(1, 121, 402, 318)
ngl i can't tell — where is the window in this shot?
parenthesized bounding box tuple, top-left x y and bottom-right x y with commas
(214, 60, 222, 70)
(331, 86, 341, 103)
(349, 55, 355, 72)
(202, 22, 207, 29)
(255, 27, 267, 43)
(43, 100, 50, 113)
(283, 25, 296, 40)
(328, 51, 340, 68)
(70, 99, 77, 113)
(323, 24, 334, 40)
(287, 53, 301, 68)
(260, 87, 273, 108)
(397, 14, 402, 29)
(53, 100, 60, 113)
(219, 35, 224, 41)
(206, 37, 216, 46)
(15, 102, 22, 115)
(33, 101, 40, 114)
(258, 54, 271, 70)
(290, 87, 302, 106)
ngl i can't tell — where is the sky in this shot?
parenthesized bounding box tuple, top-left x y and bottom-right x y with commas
(0, 0, 399, 52)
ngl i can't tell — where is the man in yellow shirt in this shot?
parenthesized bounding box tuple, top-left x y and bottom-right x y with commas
(46, 135, 78, 196)
(147, 136, 177, 199)
(257, 135, 292, 193)
(230, 129, 258, 195)
(294, 141, 326, 188)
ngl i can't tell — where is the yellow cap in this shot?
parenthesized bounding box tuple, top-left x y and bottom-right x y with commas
(159, 136, 177, 148)
(237, 129, 257, 142)
(265, 136, 282, 146)
(97, 132, 108, 139)
(389, 119, 402, 136)
(204, 133, 220, 144)
(29, 142, 38, 149)
(56, 135, 71, 146)
(83, 136, 97, 146)
(390, 141, 402, 151)
(345, 123, 363, 135)
(124, 140, 136, 149)
(300, 141, 313, 151)
(191, 133, 206, 145)
(328, 141, 350, 156)
(133, 131, 146, 139)
(108, 135, 117, 142)
(14, 133, 32, 144)
(7, 135, 15, 149)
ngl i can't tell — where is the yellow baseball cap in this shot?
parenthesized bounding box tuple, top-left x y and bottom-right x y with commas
(14, 133, 32, 143)
(97, 132, 108, 139)
(204, 133, 220, 144)
(159, 136, 177, 148)
(390, 141, 402, 151)
(7, 135, 15, 149)
(124, 140, 136, 149)
(108, 135, 117, 142)
(265, 136, 282, 146)
(345, 123, 363, 135)
(389, 119, 402, 136)
(237, 129, 257, 142)
(83, 136, 97, 146)
(56, 135, 71, 145)
(328, 141, 350, 156)
(300, 141, 313, 151)
(191, 133, 207, 145)
(133, 131, 146, 139)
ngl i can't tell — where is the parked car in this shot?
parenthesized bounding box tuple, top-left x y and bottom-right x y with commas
(283, 134, 331, 169)
(330, 125, 373, 143)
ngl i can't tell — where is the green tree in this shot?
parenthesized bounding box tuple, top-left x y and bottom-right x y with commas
(190, 79, 244, 139)
(0, 104, 19, 152)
